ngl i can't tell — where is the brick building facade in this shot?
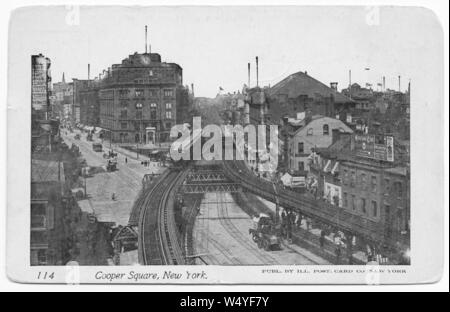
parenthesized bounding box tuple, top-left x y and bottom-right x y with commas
(78, 52, 190, 144)
(309, 132, 410, 253)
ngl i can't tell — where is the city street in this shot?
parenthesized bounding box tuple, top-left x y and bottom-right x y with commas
(62, 130, 164, 226)
(192, 192, 329, 265)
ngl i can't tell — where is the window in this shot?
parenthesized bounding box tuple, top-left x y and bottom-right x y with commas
(395, 181, 403, 198)
(323, 124, 329, 135)
(150, 103, 157, 108)
(371, 176, 377, 192)
(120, 109, 127, 119)
(384, 178, 390, 195)
(136, 110, 143, 119)
(361, 198, 367, 214)
(342, 169, 348, 185)
(372, 201, 378, 217)
(31, 203, 46, 229)
(297, 142, 304, 154)
(360, 173, 367, 190)
(149, 89, 158, 97)
(165, 122, 172, 129)
(164, 89, 174, 97)
(121, 122, 127, 129)
(343, 192, 348, 208)
(119, 89, 129, 98)
(350, 171, 356, 187)
(298, 161, 305, 171)
(307, 128, 313, 136)
(149, 70, 153, 76)
(150, 109, 157, 120)
(37, 250, 47, 265)
(165, 111, 172, 119)
(165, 103, 172, 110)
(135, 89, 144, 97)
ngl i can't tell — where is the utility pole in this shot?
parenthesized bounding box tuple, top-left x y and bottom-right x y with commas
(256, 56, 259, 87)
(248, 62, 251, 87)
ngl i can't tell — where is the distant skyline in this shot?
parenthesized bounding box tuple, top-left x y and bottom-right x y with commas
(10, 6, 442, 97)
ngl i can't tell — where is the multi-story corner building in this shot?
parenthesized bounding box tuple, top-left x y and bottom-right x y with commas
(31, 54, 60, 153)
(286, 115, 353, 173)
(31, 54, 52, 121)
(310, 131, 410, 257)
(78, 51, 190, 144)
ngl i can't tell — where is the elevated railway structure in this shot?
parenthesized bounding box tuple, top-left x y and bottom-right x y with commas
(222, 160, 385, 250)
(138, 169, 188, 265)
(180, 167, 241, 194)
(170, 127, 385, 250)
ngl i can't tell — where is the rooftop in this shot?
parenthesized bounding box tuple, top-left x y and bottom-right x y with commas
(31, 159, 65, 183)
(268, 71, 353, 103)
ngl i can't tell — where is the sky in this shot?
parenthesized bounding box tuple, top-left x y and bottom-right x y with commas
(9, 6, 443, 97)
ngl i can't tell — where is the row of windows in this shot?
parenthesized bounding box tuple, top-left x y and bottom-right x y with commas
(120, 120, 173, 130)
(118, 88, 174, 98)
(342, 169, 404, 197)
(119, 102, 172, 109)
(305, 125, 347, 136)
(342, 193, 379, 218)
(119, 110, 172, 120)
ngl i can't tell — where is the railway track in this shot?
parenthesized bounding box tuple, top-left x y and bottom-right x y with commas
(216, 192, 279, 265)
(138, 169, 187, 265)
(206, 235, 243, 265)
(190, 197, 242, 265)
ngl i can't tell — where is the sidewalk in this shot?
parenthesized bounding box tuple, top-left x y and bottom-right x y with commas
(253, 194, 368, 265)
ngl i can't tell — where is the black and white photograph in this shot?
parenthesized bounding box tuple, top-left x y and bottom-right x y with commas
(5, 3, 447, 286)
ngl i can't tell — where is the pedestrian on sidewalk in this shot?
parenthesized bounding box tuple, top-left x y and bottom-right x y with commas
(335, 245, 342, 264)
(319, 230, 325, 248)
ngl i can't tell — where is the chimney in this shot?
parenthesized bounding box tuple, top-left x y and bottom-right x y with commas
(330, 82, 338, 91)
(88, 64, 90, 80)
(383, 76, 385, 92)
(348, 70, 352, 99)
(191, 83, 194, 97)
(248, 62, 251, 87)
(145, 25, 148, 53)
(255, 56, 259, 87)
(398, 75, 401, 92)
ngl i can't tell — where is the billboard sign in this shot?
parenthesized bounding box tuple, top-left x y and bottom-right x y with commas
(354, 134, 394, 162)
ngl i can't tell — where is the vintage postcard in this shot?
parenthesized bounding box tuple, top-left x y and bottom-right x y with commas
(6, 5, 445, 284)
